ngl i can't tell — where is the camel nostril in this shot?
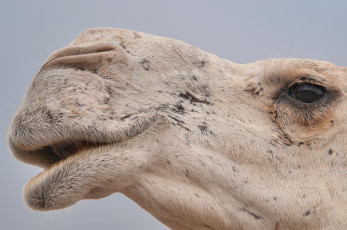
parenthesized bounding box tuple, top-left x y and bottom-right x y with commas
(39, 43, 119, 72)
(46, 43, 117, 62)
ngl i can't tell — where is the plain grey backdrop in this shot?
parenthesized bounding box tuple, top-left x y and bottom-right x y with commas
(1, 1, 346, 229)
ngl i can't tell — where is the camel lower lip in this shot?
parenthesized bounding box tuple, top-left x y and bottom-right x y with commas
(23, 144, 111, 211)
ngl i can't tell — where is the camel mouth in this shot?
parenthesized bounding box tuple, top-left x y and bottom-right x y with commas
(8, 135, 112, 169)
(9, 115, 158, 169)
(8, 114, 159, 211)
(44, 140, 99, 165)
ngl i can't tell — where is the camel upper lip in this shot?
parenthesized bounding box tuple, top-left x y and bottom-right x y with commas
(8, 137, 107, 168)
(8, 111, 158, 168)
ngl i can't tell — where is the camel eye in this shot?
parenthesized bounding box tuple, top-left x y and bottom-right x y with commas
(289, 83, 325, 103)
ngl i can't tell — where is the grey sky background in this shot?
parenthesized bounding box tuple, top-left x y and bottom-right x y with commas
(0, 1, 346, 229)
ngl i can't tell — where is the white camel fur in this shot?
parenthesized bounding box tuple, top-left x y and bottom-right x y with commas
(8, 28, 347, 230)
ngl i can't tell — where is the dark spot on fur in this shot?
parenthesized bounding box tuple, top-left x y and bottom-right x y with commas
(176, 103, 184, 111)
(168, 115, 184, 124)
(196, 60, 208, 68)
(192, 75, 198, 81)
(103, 97, 110, 104)
(120, 114, 132, 120)
(119, 40, 126, 49)
(105, 85, 112, 97)
(303, 210, 311, 217)
(179, 91, 211, 105)
(267, 149, 274, 158)
(199, 85, 211, 97)
(194, 193, 200, 197)
(177, 122, 191, 132)
(167, 160, 171, 165)
(297, 142, 304, 146)
(76, 66, 86, 71)
(269, 140, 278, 147)
(45, 109, 55, 124)
(328, 149, 333, 155)
(140, 59, 151, 71)
(198, 122, 213, 135)
(241, 207, 261, 220)
(245, 82, 263, 97)
(185, 169, 189, 177)
(277, 132, 294, 146)
(172, 47, 188, 64)
(153, 104, 170, 112)
(171, 103, 186, 114)
(99, 75, 114, 81)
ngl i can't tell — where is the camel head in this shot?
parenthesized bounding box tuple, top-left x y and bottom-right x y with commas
(8, 28, 347, 229)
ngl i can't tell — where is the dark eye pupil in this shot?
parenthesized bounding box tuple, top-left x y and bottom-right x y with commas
(290, 83, 325, 103)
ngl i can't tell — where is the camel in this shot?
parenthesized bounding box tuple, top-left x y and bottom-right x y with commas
(7, 28, 346, 230)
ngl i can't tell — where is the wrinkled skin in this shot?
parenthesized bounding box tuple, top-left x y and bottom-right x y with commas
(7, 28, 347, 230)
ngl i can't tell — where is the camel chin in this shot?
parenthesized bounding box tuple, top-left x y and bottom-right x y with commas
(7, 27, 347, 230)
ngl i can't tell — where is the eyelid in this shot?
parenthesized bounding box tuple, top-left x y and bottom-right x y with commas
(295, 75, 326, 86)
